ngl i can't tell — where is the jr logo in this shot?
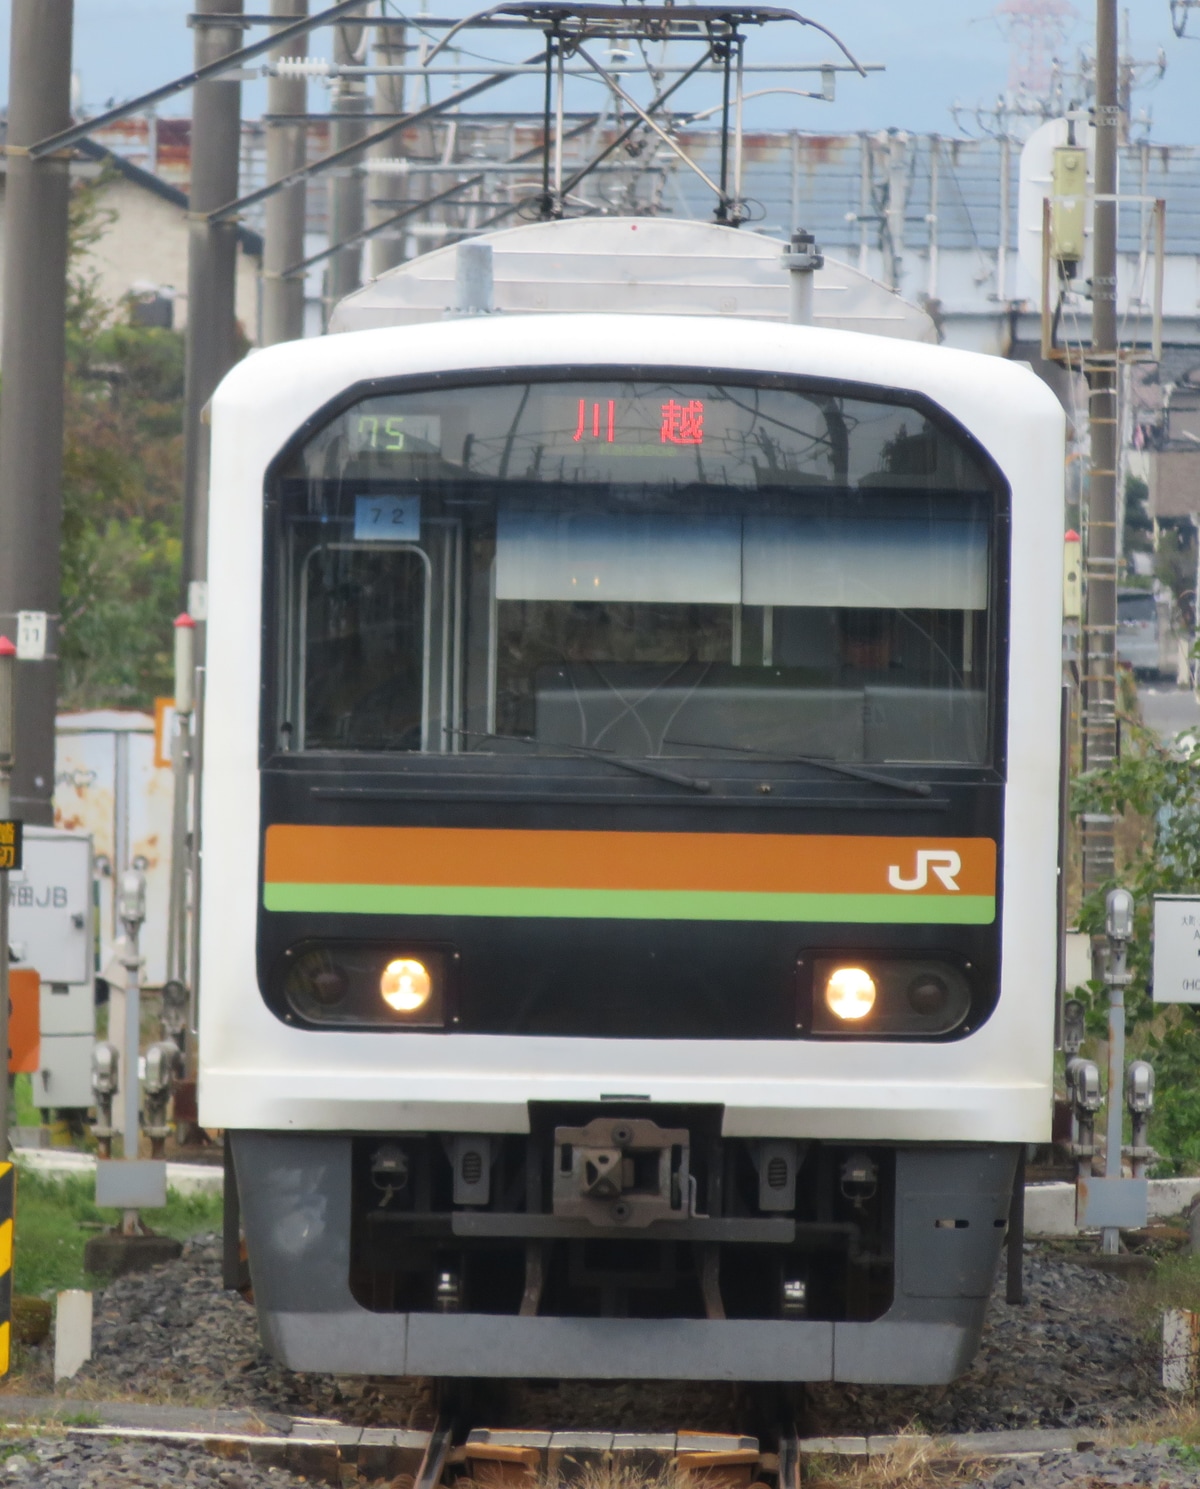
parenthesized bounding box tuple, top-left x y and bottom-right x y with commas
(887, 849, 962, 892)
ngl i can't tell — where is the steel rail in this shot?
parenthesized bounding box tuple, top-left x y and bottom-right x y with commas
(413, 1417, 454, 1489)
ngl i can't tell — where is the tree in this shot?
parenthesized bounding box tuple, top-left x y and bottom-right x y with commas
(56, 170, 185, 711)
(1124, 473, 1152, 556)
(1155, 520, 1197, 632)
(1073, 722, 1200, 1170)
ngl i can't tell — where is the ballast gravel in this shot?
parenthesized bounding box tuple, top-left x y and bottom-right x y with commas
(807, 1247, 1163, 1435)
(0, 1437, 318, 1487)
(1, 1235, 1180, 1485)
(976, 1443, 1200, 1489)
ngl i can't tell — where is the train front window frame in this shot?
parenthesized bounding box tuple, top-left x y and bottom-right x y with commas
(266, 371, 1007, 772)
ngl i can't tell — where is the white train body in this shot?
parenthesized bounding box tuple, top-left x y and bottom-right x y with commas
(200, 297, 1064, 1384)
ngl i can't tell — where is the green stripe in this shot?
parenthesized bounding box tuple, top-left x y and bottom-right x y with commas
(264, 882, 995, 925)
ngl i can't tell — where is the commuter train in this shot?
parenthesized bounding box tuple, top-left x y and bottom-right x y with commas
(199, 226, 1065, 1386)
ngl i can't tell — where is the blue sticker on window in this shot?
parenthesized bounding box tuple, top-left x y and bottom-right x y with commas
(354, 493, 420, 542)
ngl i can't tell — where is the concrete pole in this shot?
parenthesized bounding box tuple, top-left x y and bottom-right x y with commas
(0, 0, 74, 825)
(884, 131, 908, 293)
(1101, 930, 1127, 1254)
(326, 16, 371, 317)
(262, 0, 308, 346)
(0, 637, 15, 1160)
(367, 15, 408, 278)
(182, 0, 245, 609)
(1081, 0, 1119, 893)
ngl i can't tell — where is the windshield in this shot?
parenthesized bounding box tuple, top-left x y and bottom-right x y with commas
(270, 378, 998, 766)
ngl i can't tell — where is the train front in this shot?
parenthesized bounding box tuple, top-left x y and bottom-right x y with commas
(199, 314, 1065, 1385)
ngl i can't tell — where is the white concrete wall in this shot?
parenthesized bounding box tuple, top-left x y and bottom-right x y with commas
(1027, 1179, 1200, 1236)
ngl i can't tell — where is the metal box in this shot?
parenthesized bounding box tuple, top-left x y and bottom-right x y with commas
(95, 1159, 167, 1209)
(32, 1034, 95, 1110)
(7, 825, 97, 1111)
(7, 826, 91, 986)
(55, 711, 175, 988)
(1050, 146, 1087, 264)
(39, 982, 94, 1038)
(1153, 895, 1200, 1003)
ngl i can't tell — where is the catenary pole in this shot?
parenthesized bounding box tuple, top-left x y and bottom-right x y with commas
(0, 0, 74, 824)
(263, 0, 309, 345)
(182, 0, 246, 610)
(326, 9, 371, 316)
(1081, 0, 1119, 893)
(368, 7, 408, 276)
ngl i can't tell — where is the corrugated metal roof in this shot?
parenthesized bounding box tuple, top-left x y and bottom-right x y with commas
(668, 130, 1200, 255)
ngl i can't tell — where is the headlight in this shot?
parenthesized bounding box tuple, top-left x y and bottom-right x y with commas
(281, 942, 450, 1028)
(802, 955, 973, 1037)
(824, 967, 876, 1021)
(380, 958, 431, 1013)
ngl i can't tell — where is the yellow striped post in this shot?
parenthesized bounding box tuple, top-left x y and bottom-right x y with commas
(0, 1162, 14, 1375)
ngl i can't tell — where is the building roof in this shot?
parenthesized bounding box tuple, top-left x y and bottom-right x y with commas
(0, 116, 263, 258)
(671, 130, 1200, 255)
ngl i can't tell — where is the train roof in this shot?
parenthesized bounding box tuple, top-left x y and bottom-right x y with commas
(328, 216, 937, 343)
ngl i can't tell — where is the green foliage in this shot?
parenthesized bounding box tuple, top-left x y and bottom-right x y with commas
(1155, 521, 1197, 632)
(13, 1165, 223, 1297)
(1125, 474, 1152, 554)
(12, 1075, 40, 1131)
(1073, 720, 1200, 1170)
(57, 170, 185, 711)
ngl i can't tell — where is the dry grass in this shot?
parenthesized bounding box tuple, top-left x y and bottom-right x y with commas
(1091, 1398, 1200, 1451)
(453, 1466, 699, 1489)
(802, 1437, 987, 1489)
(0, 1358, 225, 1411)
(457, 1441, 991, 1489)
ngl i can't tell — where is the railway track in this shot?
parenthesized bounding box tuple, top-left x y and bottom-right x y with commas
(0, 1394, 1115, 1488)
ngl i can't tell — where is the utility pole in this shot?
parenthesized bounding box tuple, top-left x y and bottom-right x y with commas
(1081, 0, 1119, 893)
(0, 637, 16, 1160)
(263, 0, 308, 346)
(0, 0, 74, 824)
(326, 11, 371, 316)
(367, 13, 408, 277)
(182, 0, 245, 610)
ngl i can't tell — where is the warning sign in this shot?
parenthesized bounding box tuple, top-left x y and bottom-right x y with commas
(0, 821, 22, 872)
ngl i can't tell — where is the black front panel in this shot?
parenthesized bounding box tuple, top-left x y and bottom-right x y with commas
(257, 761, 1004, 1042)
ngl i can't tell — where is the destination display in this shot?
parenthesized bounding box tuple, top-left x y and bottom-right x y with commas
(290, 379, 991, 492)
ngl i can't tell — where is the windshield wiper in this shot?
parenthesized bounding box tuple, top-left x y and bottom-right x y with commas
(454, 730, 712, 794)
(663, 738, 931, 798)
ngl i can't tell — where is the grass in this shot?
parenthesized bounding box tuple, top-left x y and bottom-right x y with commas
(12, 1166, 223, 1298)
(1125, 1250, 1200, 1339)
(795, 1440, 986, 1489)
(11, 1076, 40, 1133)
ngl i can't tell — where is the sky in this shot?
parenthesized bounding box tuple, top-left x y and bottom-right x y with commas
(0, 0, 1196, 145)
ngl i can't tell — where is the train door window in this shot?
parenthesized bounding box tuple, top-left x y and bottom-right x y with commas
(294, 543, 431, 751)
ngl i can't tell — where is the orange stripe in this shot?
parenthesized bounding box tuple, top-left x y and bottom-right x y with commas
(265, 825, 995, 897)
